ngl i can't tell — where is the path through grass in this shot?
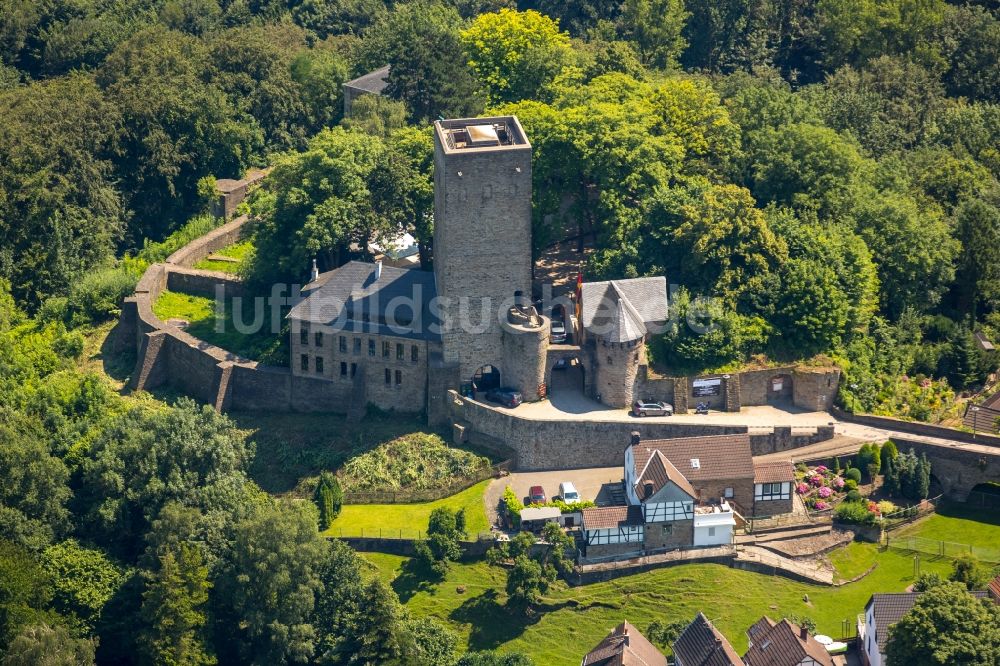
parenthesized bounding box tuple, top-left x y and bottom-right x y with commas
(194, 241, 253, 272)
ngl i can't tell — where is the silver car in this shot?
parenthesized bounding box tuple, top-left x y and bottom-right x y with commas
(632, 400, 673, 417)
(550, 320, 567, 344)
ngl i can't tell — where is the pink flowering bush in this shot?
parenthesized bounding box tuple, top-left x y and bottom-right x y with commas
(796, 482, 809, 495)
(815, 501, 830, 511)
(832, 477, 845, 490)
(809, 475, 824, 487)
(815, 465, 828, 474)
(818, 486, 833, 498)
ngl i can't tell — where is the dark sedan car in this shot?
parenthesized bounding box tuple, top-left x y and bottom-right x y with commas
(485, 387, 523, 408)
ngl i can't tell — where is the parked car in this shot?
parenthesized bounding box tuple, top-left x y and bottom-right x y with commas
(528, 485, 547, 504)
(632, 400, 674, 417)
(550, 320, 567, 344)
(485, 387, 523, 408)
(558, 481, 580, 504)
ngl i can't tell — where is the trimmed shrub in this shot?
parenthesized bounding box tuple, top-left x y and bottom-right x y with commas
(845, 468, 862, 484)
(313, 471, 342, 529)
(844, 479, 858, 492)
(835, 500, 877, 525)
(846, 489, 862, 503)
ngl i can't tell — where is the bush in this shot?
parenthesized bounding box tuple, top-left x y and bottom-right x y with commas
(67, 257, 147, 325)
(846, 489, 862, 503)
(138, 214, 219, 263)
(845, 468, 862, 484)
(313, 472, 342, 530)
(844, 479, 858, 492)
(339, 433, 491, 491)
(502, 486, 523, 528)
(835, 500, 877, 525)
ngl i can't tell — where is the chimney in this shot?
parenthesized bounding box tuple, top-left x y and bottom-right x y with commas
(309, 258, 319, 283)
(374, 260, 382, 281)
(800, 625, 808, 641)
(643, 481, 654, 499)
(630, 431, 641, 447)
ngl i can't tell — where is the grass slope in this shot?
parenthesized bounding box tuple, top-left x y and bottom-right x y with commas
(152, 290, 285, 363)
(324, 480, 492, 538)
(193, 241, 253, 272)
(361, 546, 954, 665)
(892, 504, 1000, 551)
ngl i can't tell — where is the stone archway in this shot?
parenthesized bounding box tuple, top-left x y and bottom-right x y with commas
(472, 364, 502, 398)
(767, 374, 793, 404)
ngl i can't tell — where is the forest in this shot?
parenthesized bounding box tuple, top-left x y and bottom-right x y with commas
(1, 0, 999, 663)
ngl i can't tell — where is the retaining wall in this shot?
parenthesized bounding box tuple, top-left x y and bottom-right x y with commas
(122, 213, 360, 414)
(831, 407, 1000, 448)
(449, 391, 835, 470)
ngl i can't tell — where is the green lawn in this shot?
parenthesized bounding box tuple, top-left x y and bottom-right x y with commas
(359, 546, 954, 665)
(324, 480, 492, 539)
(193, 241, 252, 272)
(152, 289, 285, 364)
(892, 503, 1000, 550)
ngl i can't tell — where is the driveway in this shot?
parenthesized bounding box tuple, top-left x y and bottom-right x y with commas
(483, 466, 622, 527)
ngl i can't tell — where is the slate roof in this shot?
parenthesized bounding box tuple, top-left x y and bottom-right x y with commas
(753, 461, 795, 484)
(742, 617, 833, 666)
(581, 621, 667, 666)
(636, 450, 697, 500)
(672, 613, 742, 666)
(581, 277, 668, 342)
(581, 506, 644, 531)
(343, 65, 390, 94)
(631, 435, 754, 485)
(287, 261, 440, 341)
(866, 592, 990, 656)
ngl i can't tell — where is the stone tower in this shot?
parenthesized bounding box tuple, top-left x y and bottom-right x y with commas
(592, 285, 647, 408)
(432, 116, 533, 383)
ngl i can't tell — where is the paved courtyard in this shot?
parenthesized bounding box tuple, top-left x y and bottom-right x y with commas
(496, 386, 836, 428)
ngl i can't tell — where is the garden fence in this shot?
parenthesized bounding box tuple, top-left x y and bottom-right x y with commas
(884, 534, 1000, 564)
(342, 459, 512, 504)
(881, 495, 942, 531)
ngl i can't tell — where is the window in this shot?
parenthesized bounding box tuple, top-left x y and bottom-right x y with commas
(607, 355, 613, 365)
(300, 354, 309, 371)
(353, 337, 361, 354)
(350, 363, 357, 378)
(708, 526, 716, 537)
(382, 341, 390, 357)
(385, 368, 391, 384)
(368, 339, 376, 356)
(661, 523, 673, 535)
(724, 487, 734, 499)
(339, 336, 347, 352)
(340, 362, 347, 377)
(300, 328, 309, 345)
(315, 357, 324, 374)
(411, 345, 419, 363)
(396, 343, 404, 360)
(755, 482, 790, 501)
(395, 370, 402, 385)
(314, 331, 323, 347)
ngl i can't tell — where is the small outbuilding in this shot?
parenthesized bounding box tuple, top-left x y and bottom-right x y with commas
(520, 506, 562, 533)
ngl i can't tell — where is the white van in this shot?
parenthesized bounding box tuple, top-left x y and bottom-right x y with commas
(559, 481, 580, 504)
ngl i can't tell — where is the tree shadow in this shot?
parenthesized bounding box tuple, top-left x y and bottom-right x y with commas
(392, 560, 443, 603)
(449, 588, 574, 649)
(98, 321, 136, 384)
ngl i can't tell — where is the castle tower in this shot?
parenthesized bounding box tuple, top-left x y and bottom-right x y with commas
(432, 117, 533, 383)
(592, 285, 646, 408)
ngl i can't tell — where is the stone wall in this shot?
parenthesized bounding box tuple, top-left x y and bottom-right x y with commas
(584, 541, 644, 561)
(122, 209, 390, 416)
(501, 317, 548, 402)
(753, 497, 793, 517)
(643, 519, 693, 551)
(750, 425, 837, 456)
(831, 407, 1000, 448)
(695, 479, 755, 514)
(449, 391, 834, 471)
(593, 340, 643, 408)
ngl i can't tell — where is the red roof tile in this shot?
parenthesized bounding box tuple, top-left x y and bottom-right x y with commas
(582, 621, 668, 666)
(632, 434, 753, 484)
(582, 506, 644, 531)
(753, 461, 795, 484)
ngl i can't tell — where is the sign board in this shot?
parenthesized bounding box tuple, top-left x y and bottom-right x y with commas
(772, 378, 784, 392)
(692, 378, 722, 397)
